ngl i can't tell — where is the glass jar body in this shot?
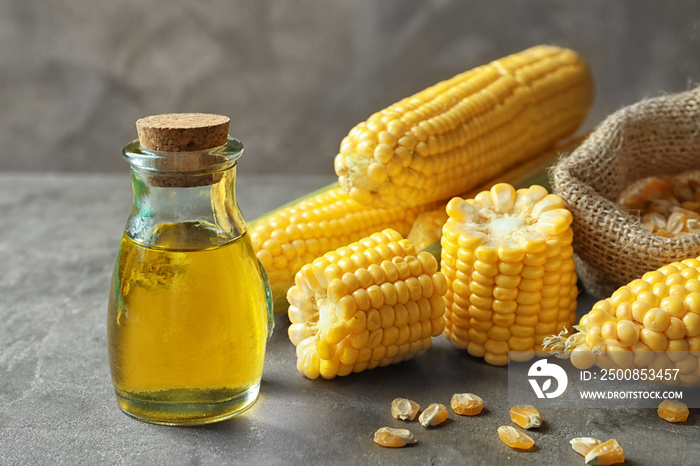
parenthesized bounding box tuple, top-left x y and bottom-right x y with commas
(107, 138, 273, 425)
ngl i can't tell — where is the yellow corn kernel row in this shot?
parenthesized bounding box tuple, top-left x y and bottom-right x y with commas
(492, 46, 592, 155)
(250, 186, 435, 313)
(441, 183, 577, 365)
(335, 45, 593, 208)
(546, 257, 700, 386)
(287, 229, 446, 379)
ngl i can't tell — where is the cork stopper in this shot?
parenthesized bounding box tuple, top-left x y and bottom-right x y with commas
(134, 113, 231, 187)
(136, 113, 230, 152)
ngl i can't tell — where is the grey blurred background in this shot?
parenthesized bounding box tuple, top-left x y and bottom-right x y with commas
(2, 0, 699, 176)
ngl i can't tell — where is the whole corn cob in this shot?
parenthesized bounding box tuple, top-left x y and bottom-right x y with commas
(250, 186, 435, 313)
(287, 229, 447, 379)
(545, 257, 700, 386)
(441, 183, 577, 366)
(335, 45, 593, 208)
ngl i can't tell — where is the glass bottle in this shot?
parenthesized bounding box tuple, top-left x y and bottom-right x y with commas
(107, 113, 273, 425)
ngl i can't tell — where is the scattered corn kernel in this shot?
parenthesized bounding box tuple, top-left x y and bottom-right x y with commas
(418, 403, 449, 427)
(391, 398, 420, 421)
(443, 184, 577, 365)
(373, 427, 417, 448)
(497, 425, 535, 450)
(657, 399, 689, 423)
(570, 437, 602, 457)
(584, 439, 625, 465)
(450, 393, 484, 416)
(509, 404, 542, 429)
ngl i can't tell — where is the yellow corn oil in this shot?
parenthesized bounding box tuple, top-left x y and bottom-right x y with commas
(108, 222, 269, 425)
(108, 113, 272, 425)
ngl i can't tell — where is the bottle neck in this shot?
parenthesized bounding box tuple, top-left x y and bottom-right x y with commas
(122, 137, 247, 250)
(126, 162, 246, 250)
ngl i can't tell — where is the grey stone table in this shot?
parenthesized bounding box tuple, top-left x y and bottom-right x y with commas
(1, 173, 699, 465)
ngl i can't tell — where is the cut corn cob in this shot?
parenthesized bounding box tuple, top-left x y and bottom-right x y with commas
(545, 257, 700, 386)
(287, 229, 447, 379)
(441, 183, 577, 365)
(250, 185, 435, 313)
(335, 45, 593, 208)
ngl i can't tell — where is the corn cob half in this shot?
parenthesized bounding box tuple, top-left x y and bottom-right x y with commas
(545, 257, 700, 386)
(335, 45, 593, 208)
(287, 229, 447, 379)
(441, 183, 577, 365)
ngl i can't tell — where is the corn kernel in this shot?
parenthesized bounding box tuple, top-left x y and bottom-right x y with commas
(643, 307, 670, 332)
(570, 437, 602, 456)
(418, 403, 449, 427)
(373, 427, 416, 448)
(657, 399, 689, 423)
(391, 398, 420, 421)
(584, 439, 625, 466)
(509, 404, 542, 429)
(450, 393, 484, 416)
(497, 426, 535, 450)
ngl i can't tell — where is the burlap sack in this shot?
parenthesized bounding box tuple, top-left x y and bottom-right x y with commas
(551, 87, 700, 299)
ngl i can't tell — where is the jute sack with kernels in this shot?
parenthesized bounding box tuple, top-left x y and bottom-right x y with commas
(441, 183, 577, 365)
(551, 87, 700, 299)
